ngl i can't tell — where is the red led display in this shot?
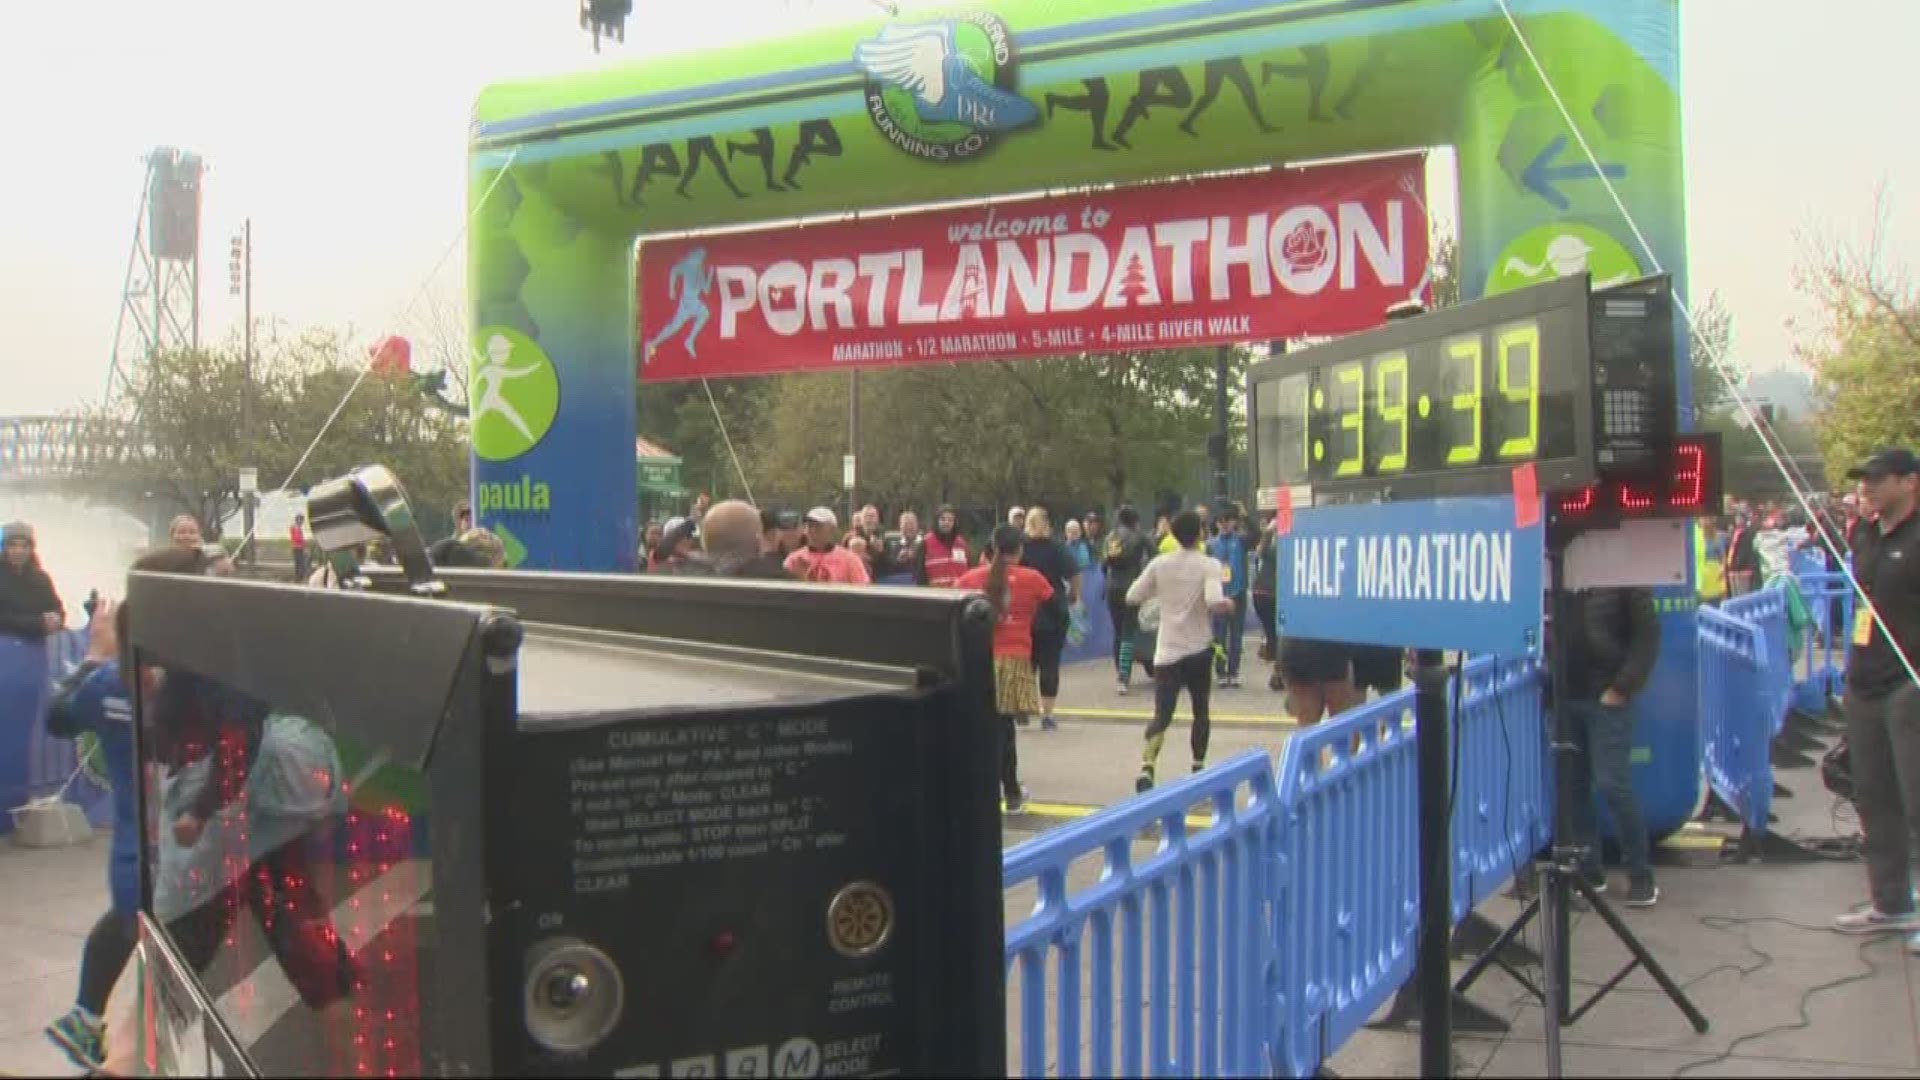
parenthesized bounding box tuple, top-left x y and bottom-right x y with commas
(1554, 433, 1722, 524)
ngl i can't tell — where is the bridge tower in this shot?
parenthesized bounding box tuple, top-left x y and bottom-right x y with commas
(106, 147, 203, 408)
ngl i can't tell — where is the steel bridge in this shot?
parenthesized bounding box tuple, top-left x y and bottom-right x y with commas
(0, 415, 144, 488)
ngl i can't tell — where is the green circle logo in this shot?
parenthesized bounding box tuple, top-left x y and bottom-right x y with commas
(469, 326, 559, 462)
(1486, 223, 1642, 297)
(852, 12, 1039, 162)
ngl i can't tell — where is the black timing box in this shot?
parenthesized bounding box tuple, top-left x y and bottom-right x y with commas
(127, 570, 1006, 1078)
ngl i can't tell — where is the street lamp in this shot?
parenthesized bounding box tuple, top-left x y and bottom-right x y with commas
(232, 220, 256, 564)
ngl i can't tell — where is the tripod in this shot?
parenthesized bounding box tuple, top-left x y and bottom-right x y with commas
(1454, 538, 1708, 1077)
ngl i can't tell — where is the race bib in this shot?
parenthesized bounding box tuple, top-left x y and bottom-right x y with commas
(1222, 564, 1233, 583)
(1854, 608, 1875, 647)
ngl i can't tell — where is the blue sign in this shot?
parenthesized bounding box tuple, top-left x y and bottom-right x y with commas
(1276, 495, 1544, 656)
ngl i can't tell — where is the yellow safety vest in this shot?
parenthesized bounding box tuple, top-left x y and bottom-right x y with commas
(1695, 522, 1727, 602)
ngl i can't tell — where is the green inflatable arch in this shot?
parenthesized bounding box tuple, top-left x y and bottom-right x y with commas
(466, 0, 1683, 570)
(467, 0, 1699, 838)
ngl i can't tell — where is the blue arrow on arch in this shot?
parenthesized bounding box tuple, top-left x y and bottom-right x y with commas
(1522, 135, 1627, 210)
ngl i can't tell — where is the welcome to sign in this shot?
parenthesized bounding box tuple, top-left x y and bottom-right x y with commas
(637, 154, 1428, 381)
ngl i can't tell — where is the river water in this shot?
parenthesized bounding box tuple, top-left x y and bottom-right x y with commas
(0, 493, 149, 627)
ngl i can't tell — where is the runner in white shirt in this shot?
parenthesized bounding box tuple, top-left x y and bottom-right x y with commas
(1126, 509, 1234, 791)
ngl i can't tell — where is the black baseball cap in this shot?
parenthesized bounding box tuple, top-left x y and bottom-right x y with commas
(1846, 448, 1919, 480)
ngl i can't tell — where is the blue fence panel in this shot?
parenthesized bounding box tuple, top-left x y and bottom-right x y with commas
(1794, 570, 1855, 706)
(1448, 656, 1552, 918)
(1698, 606, 1773, 834)
(1723, 587, 1792, 735)
(1002, 750, 1280, 1078)
(1270, 690, 1420, 1079)
(1002, 656, 1550, 1078)
(37, 628, 111, 828)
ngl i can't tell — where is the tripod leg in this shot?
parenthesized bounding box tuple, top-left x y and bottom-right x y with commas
(1454, 895, 1539, 994)
(1540, 865, 1566, 1079)
(1569, 877, 1711, 1033)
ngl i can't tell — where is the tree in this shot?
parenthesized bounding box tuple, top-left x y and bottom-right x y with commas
(1687, 291, 1734, 421)
(637, 377, 769, 504)
(1795, 193, 1920, 486)
(739, 346, 1243, 522)
(398, 282, 472, 417)
(1428, 231, 1461, 309)
(94, 328, 469, 536)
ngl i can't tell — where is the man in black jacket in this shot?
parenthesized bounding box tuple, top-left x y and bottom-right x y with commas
(1833, 449, 1920, 941)
(1563, 586, 1661, 907)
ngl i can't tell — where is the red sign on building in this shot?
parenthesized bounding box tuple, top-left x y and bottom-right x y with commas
(637, 154, 1429, 382)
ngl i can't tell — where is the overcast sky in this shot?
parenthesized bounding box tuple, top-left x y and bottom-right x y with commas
(1, 0, 1913, 416)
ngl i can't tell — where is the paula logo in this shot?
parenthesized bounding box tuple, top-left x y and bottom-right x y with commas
(1486, 222, 1641, 297)
(853, 12, 1038, 162)
(469, 326, 559, 462)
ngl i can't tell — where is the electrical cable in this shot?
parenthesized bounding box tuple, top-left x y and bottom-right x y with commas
(1668, 919, 1884, 1078)
(1492, 0, 1920, 697)
(700, 377, 755, 503)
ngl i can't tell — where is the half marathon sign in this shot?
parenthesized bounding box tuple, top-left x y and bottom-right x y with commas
(637, 154, 1427, 381)
(1276, 495, 1544, 657)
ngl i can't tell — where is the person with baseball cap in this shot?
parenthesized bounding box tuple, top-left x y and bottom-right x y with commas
(1833, 448, 1920, 947)
(784, 508, 871, 584)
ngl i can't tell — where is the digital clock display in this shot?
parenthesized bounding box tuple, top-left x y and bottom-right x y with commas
(1251, 275, 1597, 500)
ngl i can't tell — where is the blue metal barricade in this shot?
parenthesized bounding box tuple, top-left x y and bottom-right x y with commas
(1448, 655, 1551, 917)
(1270, 689, 1420, 1079)
(1794, 570, 1855, 705)
(1698, 605, 1772, 834)
(1723, 587, 1792, 735)
(1002, 750, 1280, 1078)
(1002, 656, 1551, 1078)
(29, 627, 112, 828)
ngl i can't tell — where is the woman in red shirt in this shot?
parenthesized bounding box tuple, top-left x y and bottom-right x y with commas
(956, 525, 1053, 815)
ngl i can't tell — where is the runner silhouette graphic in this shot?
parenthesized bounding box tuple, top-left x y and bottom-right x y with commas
(645, 248, 715, 362)
(473, 333, 544, 442)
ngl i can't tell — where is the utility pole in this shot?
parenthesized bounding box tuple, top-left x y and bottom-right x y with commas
(230, 220, 255, 563)
(847, 369, 861, 524)
(1211, 344, 1231, 507)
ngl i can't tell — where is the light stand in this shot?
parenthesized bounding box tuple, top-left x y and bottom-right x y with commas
(1412, 647, 1454, 1076)
(1455, 532, 1707, 1076)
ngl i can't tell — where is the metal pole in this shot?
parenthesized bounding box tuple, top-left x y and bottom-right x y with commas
(241, 219, 256, 565)
(1212, 345, 1230, 506)
(1541, 541, 1572, 1078)
(848, 368, 860, 523)
(1414, 647, 1454, 1078)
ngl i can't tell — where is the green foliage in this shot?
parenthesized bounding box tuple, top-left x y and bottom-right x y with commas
(642, 346, 1247, 521)
(1795, 207, 1920, 486)
(637, 379, 769, 502)
(1687, 291, 1734, 421)
(95, 329, 469, 534)
(1700, 408, 1824, 499)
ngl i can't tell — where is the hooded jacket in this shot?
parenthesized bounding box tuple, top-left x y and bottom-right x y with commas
(0, 524, 62, 640)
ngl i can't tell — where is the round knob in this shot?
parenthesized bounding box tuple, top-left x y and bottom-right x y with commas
(524, 938, 623, 1054)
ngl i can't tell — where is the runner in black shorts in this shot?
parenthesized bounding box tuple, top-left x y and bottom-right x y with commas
(1279, 637, 1361, 725)
(1349, 644, 1406, 697)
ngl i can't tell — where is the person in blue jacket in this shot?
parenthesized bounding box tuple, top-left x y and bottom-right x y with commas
(1207, 502, 1252, 688)
(41, 593, 138, 1071)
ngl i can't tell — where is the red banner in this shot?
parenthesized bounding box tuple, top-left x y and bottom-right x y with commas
(637, 155, 1428, 381)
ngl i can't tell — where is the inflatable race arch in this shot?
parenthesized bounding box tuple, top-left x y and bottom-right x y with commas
(466, 0, 1698, 826)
